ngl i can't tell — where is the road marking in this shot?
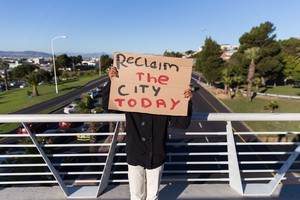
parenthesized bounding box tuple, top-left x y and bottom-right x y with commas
(195, 79, 278, 181)
(198, 122, 203, 128)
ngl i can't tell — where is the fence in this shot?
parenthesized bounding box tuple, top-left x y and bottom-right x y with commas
(0, 113, 299, 198)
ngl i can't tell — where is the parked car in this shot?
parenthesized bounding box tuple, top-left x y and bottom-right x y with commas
(19, 83, 28, 88)
(76, 123, 91, 141)
(72, 96, 83, 103)
(87, 91, 97, 99)
(58, 122, 83, 129)
(63, 103, 77, 114)
(42, 129, 68, 144)
(18, 123, 48, 134)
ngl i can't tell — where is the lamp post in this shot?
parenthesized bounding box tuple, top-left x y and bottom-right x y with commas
(99, 54, 101, 77)
(51, 35, 67, 94)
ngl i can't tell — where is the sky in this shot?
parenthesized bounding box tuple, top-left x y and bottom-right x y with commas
(1, 0, 300, 55)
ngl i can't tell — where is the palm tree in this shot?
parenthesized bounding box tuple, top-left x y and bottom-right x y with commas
(254, 77, 261, 92)
(244, 47, 260, 101)
(25, 71, 43, 96)
(222, 68, 234, 98)
(0, 58, 9, 91)
(233, 75, 243, 94)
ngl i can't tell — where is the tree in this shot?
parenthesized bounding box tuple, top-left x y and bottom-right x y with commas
(195, 37, 224, 85)
(70, 55, 83, 71)
(100, 54, 113, 72)
(163, 50, 183, 58)
(38, 69, 53, 84)
(222, 68, 234, 98)
(245, 47, 260, 101)
(234, 22, 285, 88)
(56, 54, 71, 70)
(25, 71, 44, 96)
(0, 58, 9, 91)
(11, 64, 37, 80)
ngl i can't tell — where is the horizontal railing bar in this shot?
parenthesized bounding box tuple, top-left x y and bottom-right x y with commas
(0, 181, 57, 185)
(0, 172, 52, 176)
(243, 177, 274, 181)
(112, 161, 229, 165)
(52, 163, 105, 166)
(163, 170, 229, 173)
(238, 152, 293, 155)
(236, 142, 300, 145)
(109, 178, 230, 183)
(239, 161, 286, 164)
(241, 169, 299, 173)
(235, 132, 300, 135)
(0, 143, 111, 148)
(34, 132, 124, 137)
(0, 144, 36, 147)
(164, 161, 229, 165)
(161, 178, 230, 182)
(47, 153, 109, 157)
(0, 113, 126, 123)
(1, 113, 300, 123)
(167, 152, 229, 156)
(60, 171, 103, 175)
(241, 169, 277, 173)
(170, 132, 227, 136)
(166, 142, 228, 146)
(0, 154, 42, 158)
(0, 164, 47, 167)
(0, 134, 29, 137)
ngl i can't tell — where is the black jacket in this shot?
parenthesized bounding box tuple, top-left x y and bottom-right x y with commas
(102, 80, 192, 169)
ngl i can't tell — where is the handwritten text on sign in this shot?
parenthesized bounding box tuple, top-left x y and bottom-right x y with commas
(109, 52, 193, 116)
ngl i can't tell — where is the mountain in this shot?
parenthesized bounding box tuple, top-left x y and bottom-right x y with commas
(0, 51, 111, 58)
(0, 51, 52, 58)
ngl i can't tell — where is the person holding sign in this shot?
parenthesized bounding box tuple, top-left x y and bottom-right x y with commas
(102, 53, 193, 200)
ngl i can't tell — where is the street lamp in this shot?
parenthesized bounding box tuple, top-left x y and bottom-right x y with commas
(51, 35, 68, 94)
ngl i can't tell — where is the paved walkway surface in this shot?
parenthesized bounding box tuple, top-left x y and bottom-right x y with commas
(0, 184, 299, 200)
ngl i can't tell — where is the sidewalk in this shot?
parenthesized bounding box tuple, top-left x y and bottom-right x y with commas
(0, 184, 298, 200)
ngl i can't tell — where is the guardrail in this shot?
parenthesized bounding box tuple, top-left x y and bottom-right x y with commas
(0, 113, 299, 198)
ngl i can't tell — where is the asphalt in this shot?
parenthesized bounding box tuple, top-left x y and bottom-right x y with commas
(0, 184, 299, 200)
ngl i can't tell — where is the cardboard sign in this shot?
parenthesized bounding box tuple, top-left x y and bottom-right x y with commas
(108, 52, 193, 116)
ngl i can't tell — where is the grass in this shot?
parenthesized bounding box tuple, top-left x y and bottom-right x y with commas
(222, 94, 300, 133)
(242, 84, 300, 96)
(0, 73, 106, 133)
(0, 75, 100, 114)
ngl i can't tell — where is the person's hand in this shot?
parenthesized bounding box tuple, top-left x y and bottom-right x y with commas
(108, 66, 119, 80)
(183, 88, 193, 101)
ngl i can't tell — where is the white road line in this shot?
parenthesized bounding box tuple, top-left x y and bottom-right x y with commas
(198, 122, 203, 128)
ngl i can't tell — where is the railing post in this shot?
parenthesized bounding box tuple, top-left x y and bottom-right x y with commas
(226, 121, 243, 195)
(96, 121, 120, 197)
(22, 123, 69, 197)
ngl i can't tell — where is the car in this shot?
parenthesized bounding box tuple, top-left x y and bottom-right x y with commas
(87, 91, 97, 99)
(63, 103, 77, 114)
(42, 129, 68, 144)
(58, 122, 84, 129)
(17, 123, 48, 134)
(19, 83, 28, 88)
(72, 96, 83, 103)
(76, 123, 91, 141)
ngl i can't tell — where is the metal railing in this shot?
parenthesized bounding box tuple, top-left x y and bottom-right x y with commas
(0, 113, 299, 198)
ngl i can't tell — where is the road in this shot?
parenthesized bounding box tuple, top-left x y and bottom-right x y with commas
(12, 77, 109, 114)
